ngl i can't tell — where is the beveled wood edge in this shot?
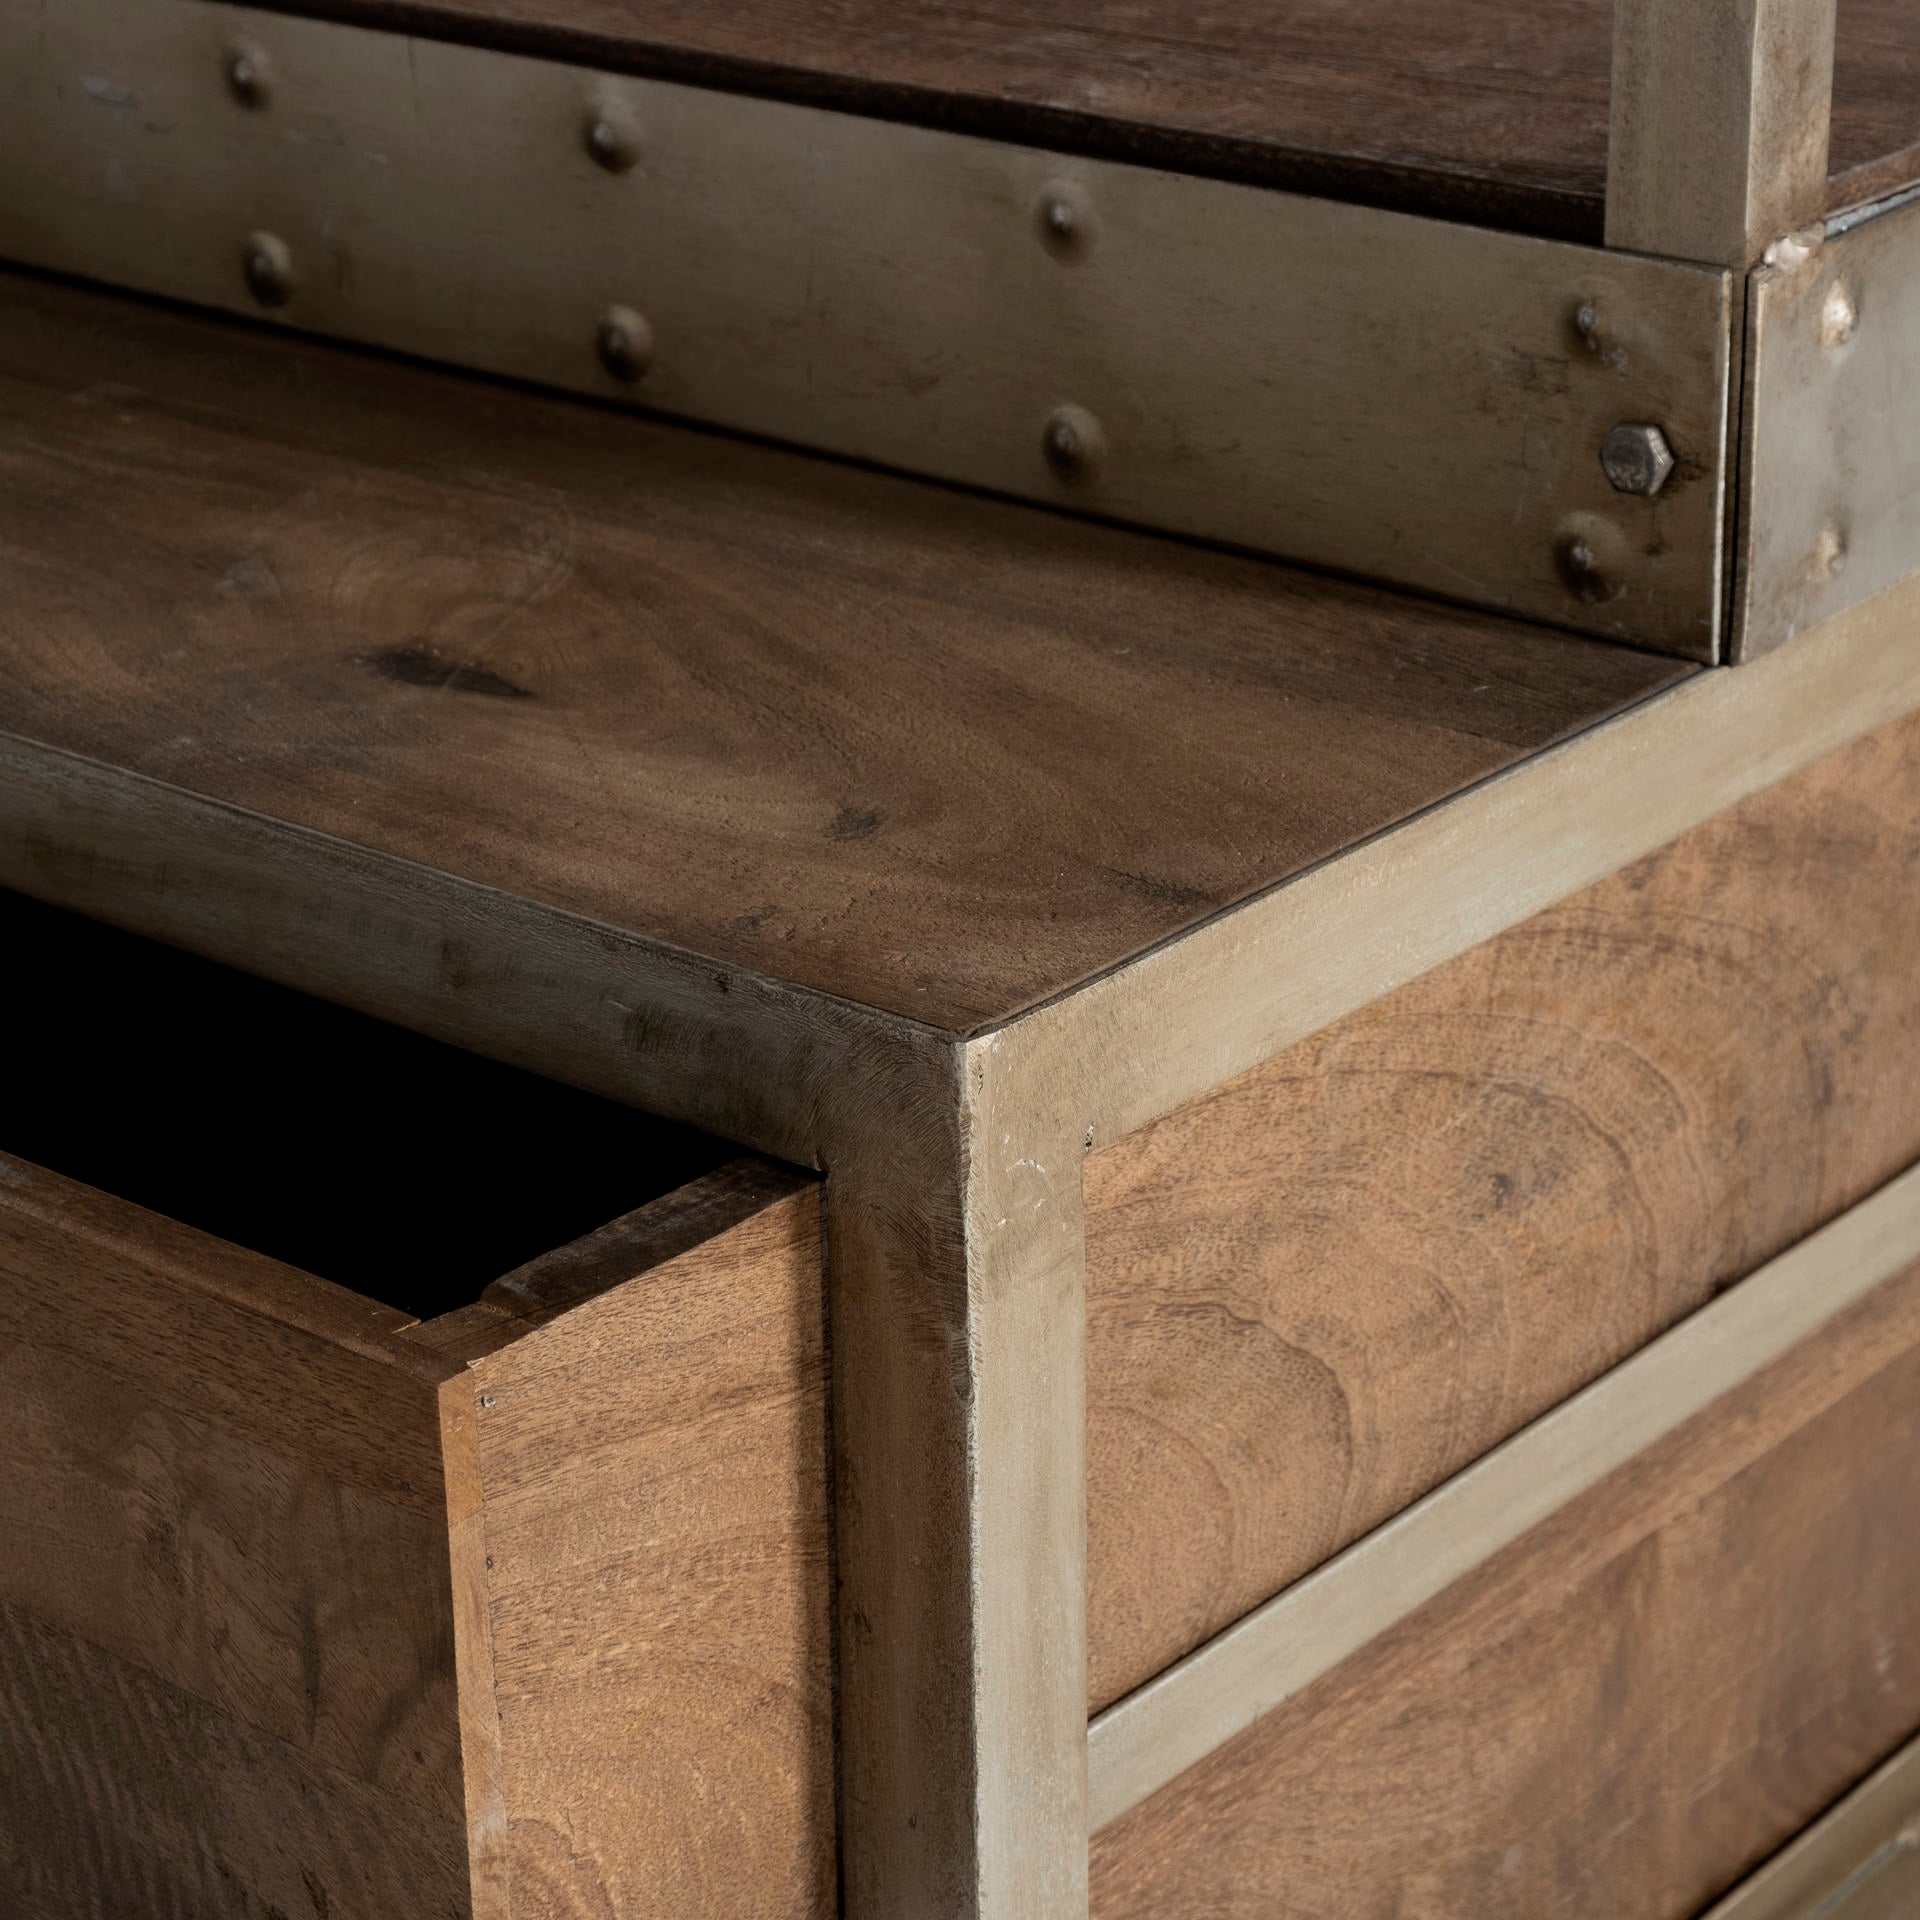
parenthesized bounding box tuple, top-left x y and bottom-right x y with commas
(1085, 1159, 1920, 1830)
(1703, 1734, 1920, 1919)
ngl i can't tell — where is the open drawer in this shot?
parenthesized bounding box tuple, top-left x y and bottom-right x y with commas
(0, 887, 833, 1920)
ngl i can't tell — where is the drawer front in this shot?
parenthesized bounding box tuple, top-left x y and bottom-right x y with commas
(1086, 704, 1920, 1709)
(1089, 1249, 1920, 1919)
(0, 1155, 476, 1920)
(0, 1151, 835, 1920)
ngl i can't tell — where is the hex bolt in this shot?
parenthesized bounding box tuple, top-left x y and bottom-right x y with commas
(242, 231, 294, 307)
(225, 42, 271, 108)
(598, 305, 655, 382)
(1042, 404, 1107, 481)
(1599, 422, 1675, 499)
(584, 106, 642, 173)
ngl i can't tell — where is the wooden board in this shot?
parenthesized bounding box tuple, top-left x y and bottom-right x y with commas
(425, 1171, 836, 1920)
(0, 1152, 478, 1919)
(248, 0, 1920, 240)
(0, 272, 1689, 1040)
(1089, 1252, 1920, 1920)
(1083, 698, 1920, 1711)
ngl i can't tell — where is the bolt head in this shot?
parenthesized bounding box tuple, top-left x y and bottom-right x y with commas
(1599, 422, 1675, 499)
(242, 231, 293, 307)
(598, 306, 655, 382)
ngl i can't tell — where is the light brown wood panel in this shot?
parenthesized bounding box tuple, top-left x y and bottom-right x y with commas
(255, 0, 1918, 239)
(1086, 703, 1920, 1709)
(444, 1171, 836, 1920)
(0, 1153, 477, 1919)
(1090, 1253, 1920, 1920)
(0, 271, 1689, 1038)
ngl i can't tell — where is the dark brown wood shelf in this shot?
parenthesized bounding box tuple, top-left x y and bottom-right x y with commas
(252, 0, 1920, 239)
(0, 273, 1688, 1036)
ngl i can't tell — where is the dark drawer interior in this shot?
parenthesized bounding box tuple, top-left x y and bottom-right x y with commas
(0, 885, 734, 1319)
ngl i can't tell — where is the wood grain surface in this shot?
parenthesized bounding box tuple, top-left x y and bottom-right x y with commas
(0, 271, 1688, 1036)
(441, 1174, 837, 1920)
(0, 1152, 477, 1919)
(1089, 1251, 1920, 1920)
(247, 0, 1920, 239)
(1085, 702, 1920, 1710)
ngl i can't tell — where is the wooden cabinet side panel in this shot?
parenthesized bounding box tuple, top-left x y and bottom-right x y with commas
(1089, 1254, 1920, 1920)
(0, 1156, 474, 1919)
(463, 1183, 836, 1920)
(1085, 704, 1920, 1709)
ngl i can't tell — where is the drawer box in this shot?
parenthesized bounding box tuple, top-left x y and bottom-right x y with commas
(0, 890, 833, 1920)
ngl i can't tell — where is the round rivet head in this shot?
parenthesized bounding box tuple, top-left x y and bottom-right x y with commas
(1035, 180, 1097, 260)
(597, 305, 654, 382)
(1599, 422, 1675, 498)
(226, 42, 271, 108)
(1042, 404, 1107, 482)
(1821, 283, 1857, 349)
(584, 106, 642, 173)
(242, 231, 294, 307)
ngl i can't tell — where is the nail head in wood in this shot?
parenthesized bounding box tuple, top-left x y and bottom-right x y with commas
(241, 231, 293, 307)
(597, 305, 654, 381)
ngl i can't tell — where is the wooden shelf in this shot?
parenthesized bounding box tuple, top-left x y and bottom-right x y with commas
(258, 0, 1920, 239)
(0, 271, 1686, 1036)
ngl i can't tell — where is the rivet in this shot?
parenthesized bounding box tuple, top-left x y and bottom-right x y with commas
(242, 231, 294, 307)
(1599, 422, 1675, 498)
(1042, 404, 1106, 481)
(597, 305, 655, 382)
(1821, 283, 1857, 349)
(225, 42, 271, 109)
(1575, 302, 1602, 348)
(1557, 531, 1614, 604)
(480, 1396, 497, 1411)
(1812, 524, 1849, 582)
(1035, 180, 1097, 259)
(584, 106, 642, 174)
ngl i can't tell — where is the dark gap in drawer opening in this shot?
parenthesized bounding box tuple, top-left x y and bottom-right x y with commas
(0, 886, 736, 1321)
